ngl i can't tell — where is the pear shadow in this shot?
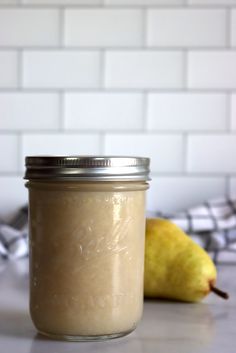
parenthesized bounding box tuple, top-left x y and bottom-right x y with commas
(144, 297, 197, 304)
(144, 299, 216, 325)
(139, 300, 216, 353)
(0, 309, 35, 339)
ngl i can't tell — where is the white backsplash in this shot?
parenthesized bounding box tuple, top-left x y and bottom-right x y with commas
(0, 0, 236, 218)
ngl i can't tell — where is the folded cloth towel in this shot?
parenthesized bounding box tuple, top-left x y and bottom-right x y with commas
(150, 197, 236, 264)
(1, 198, 236, 264)
(0, 206, 28, 262)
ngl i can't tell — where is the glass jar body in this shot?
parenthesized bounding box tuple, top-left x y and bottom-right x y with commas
(27, 180, 148, 341)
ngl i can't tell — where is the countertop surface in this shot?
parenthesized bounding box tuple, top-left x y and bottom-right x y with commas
(0, 260, 236, 353)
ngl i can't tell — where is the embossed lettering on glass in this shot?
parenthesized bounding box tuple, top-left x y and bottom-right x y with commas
(24, 156, 150, 341)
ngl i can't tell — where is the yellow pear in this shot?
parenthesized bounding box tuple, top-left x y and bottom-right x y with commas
(144, 218, 229, 302)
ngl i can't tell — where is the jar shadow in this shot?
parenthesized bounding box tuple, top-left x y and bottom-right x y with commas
(0, 309, 34, 339)
(29, 332, 143, 353)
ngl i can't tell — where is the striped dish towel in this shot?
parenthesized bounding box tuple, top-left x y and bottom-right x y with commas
(149, 197, 236, 264)
(1, 198, 236, 265)
(0, 206, 28, 262)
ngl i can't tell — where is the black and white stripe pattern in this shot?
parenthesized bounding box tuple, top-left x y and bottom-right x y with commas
(0, 206, 28, 261)
(1, 198, 236, 264)
(153, 197, 236, 264)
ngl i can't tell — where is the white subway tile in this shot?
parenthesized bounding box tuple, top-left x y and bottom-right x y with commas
(231, 94, 236, 131)
(23, 0, 101, 4)
(0, 176, 27, 221)
(105, 0, 184, 5)
(188, 52, 236, 89)
(188, 0, 236, 5)
(147, 176, 225, 213)
(229, 178, 236, 197)
(65, 9, 143, 47)
(22, 133, 101, 170)
(0, 51, 18, 88)
(147, 9, 226, 48)
(187, 134, 236, 173)
(147, 93, 227, 131)
(23, 51, 101, 88)
(105, 51, 183, 89)
(65, 93, 143, 130)
(0, 135, 18, 172)
(0, 9, 59, 47)
(104, 133, 184, 172)
(0, 93, 59, 131)
(0, 0, 18, 3)
(231, 10, 236, 47)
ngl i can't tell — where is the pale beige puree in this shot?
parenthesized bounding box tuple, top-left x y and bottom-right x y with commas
(28, 181, 147, 337)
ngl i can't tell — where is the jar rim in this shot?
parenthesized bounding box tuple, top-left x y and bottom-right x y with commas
(24, 156, 151, 182)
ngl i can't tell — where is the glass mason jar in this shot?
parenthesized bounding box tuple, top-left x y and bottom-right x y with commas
(24, 156, 150, 341)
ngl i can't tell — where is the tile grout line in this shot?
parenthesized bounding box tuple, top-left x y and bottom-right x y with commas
(1, 87, 236, 94)
(1, 129, 236, 135)
(2, 46, 236, 51)
(1, 4, 234, 9)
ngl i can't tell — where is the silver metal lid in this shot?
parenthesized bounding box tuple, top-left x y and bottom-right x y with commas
(24, 156, 150, 181)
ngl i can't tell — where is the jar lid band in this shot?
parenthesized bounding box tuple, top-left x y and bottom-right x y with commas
(24, 156, 151, 181)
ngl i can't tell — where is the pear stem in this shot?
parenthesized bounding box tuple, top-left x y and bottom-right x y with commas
(210, 284, 229, 300)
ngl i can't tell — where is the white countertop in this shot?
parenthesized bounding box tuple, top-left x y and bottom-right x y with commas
(0, 260, 236, 353)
